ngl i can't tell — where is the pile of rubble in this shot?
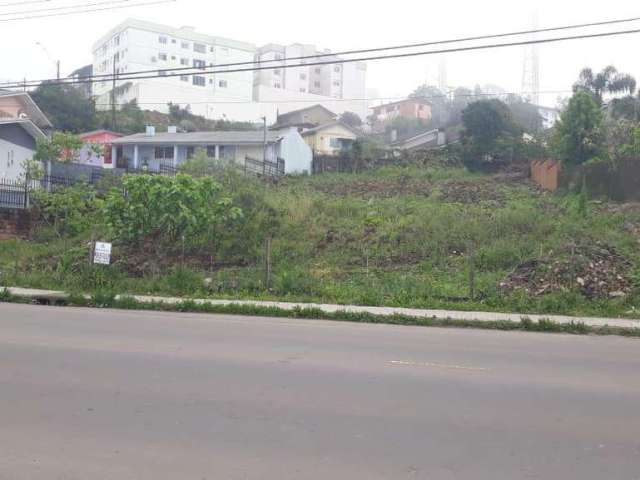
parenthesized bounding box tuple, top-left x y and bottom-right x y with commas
(500, 242, 634, 299)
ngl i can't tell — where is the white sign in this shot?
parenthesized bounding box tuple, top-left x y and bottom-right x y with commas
(93, 242, 112, 265)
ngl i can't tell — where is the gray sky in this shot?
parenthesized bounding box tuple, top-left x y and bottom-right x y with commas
(2, 0, 639, 107)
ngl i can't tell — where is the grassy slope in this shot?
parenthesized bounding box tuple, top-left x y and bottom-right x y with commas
(1, 165, 639, 318)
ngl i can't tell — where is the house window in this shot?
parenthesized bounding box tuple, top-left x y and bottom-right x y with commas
(154, 146, 174, 160)
(193, 76, 206, 86)
(206, 146, 216, 157)
(180, 75, 189, 82)
(193, 59, 206, 69)
(218, 80, 228, 88)
(151, 56, 157, 63)
(329, 138, 342, 149)
(186, 147, 195, 159)
(159, 53, 168, 61)
(194, 43, 206, 53)
(180, 57, 189, 66)
(159, 36, 168, 44)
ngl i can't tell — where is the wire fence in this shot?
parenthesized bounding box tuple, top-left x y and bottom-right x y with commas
(244, 156, 285, 178)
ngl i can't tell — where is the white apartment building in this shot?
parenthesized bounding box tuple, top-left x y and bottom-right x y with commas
(91, 21, 368, 123)
(254, 44, 368, 120)
(92, 19, 259, 121)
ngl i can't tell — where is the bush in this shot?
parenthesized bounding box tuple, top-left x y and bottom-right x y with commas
(32, 184, 99, 238)
(103, 174, 242, 252)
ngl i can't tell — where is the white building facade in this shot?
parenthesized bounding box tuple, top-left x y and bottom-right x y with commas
(92, 19, 259, 121)
(92, 21, 368, 123)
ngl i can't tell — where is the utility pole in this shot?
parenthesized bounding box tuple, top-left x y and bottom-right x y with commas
(262, 116, 267, 176)
(111, 54, 117, 132)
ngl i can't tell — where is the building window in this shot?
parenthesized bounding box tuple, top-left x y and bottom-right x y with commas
(114, 35, 120, 46)
(180, 57, 189, 66)
(333, 81, 341, 87)
(334, 65, 341, 73)
(154, 146, 174, 160)
(193, 75, 206, 86)
(329, 138, 342, 149)
(315, 68, 322, 74)
(180, 75, 189, 82)
(274, 69, 281, 76)
(274, 82, 282, 89)
(300, 73, 307, 80)
(159, 53, 168, 61)
(193, 59, 206, 69)
(171, 55, 176, 61)
(159, 36, 168, 44)
(314, 81, 321, 88)
(218, 80, 228, 88)
(194, 43, 206, 53)
(181, 41, 190, 49)
(171, 39, 177, 44)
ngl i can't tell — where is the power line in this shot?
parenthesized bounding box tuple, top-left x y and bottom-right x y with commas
(93, 89, 574, 108)
(0, 0, 175, 22)
(0, 0, 133, 17)
(0, 0, 50, 7)
(5, 26, 639, 90)
(3, 13, 640, 87)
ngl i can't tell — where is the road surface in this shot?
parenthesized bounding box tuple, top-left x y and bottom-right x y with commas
(1, 303, 639, 479)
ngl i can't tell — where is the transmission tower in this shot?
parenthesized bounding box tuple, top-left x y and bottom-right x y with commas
(521, 11, 540, 105)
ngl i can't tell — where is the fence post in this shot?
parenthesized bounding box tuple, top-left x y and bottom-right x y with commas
(264, 236, 272, 290)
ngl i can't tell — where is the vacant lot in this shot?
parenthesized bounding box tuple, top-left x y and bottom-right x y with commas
(1, 163, 639, 318)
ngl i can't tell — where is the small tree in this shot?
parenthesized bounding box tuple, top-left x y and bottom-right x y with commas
(33, 132, 84, 164)
(339, 111, 363, 128)
(552, 91, 604, 165)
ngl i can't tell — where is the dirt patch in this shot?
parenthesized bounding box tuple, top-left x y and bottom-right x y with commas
(314, 177, 432, 198)
(438, 179, 507, 205)
(500, 242, 633, 299)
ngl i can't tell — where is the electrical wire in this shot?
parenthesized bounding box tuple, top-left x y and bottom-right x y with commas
(3, 13, 640, 87)
(4, 26, 639, 90)
(0, 0, 50, 7)
(0, 0, 175, 22)
(0, 0, 133, 16)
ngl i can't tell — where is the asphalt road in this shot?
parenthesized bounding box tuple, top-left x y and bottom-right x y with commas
(1, 304, 639, 480)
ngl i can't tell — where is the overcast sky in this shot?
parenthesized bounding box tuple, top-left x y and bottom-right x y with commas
(2, 0, 639, 107)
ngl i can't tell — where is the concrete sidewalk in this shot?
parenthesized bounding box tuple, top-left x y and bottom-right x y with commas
(3, 286, 640, 330)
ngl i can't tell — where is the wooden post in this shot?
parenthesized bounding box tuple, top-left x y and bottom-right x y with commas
(264, 236, 272, 290)
(468, 241, 476, 301)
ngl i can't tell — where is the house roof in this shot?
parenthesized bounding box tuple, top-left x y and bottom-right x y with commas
(300, 121, 362, 137)
(79, 129, 124, 139)
(0, 91, 53, 129)
(112, 130, 281, 146)
(372, 97, 432, 110)
(390, 128, 440, 149)
(276, 104, 337, 123)
(0, 118, 47, 141)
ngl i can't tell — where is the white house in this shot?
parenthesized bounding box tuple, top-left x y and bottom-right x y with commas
(110, 127, 313, 175)
(92, 19, 259, 121)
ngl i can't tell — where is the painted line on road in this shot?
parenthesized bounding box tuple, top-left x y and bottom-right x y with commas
(389, 360, 491, 372)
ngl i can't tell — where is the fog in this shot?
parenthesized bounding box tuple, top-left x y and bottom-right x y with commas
(2, 0, 639, 107)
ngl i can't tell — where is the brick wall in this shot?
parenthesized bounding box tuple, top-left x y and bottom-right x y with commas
(0, 208, 32, 239)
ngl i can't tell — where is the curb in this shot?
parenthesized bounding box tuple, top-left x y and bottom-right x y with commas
(3, 286, 640, 331)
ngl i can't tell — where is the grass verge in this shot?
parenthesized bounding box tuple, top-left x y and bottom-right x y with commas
(1, 288, 639, 338)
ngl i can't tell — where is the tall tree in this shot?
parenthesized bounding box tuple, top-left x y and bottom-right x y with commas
(573, 66, 637, 105)
(552, 91, 604, 165)
(339, 111, 363, 128)
(31, 82, 97, 133)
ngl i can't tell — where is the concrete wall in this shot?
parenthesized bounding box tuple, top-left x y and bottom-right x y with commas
(278, 128, 313, 174)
